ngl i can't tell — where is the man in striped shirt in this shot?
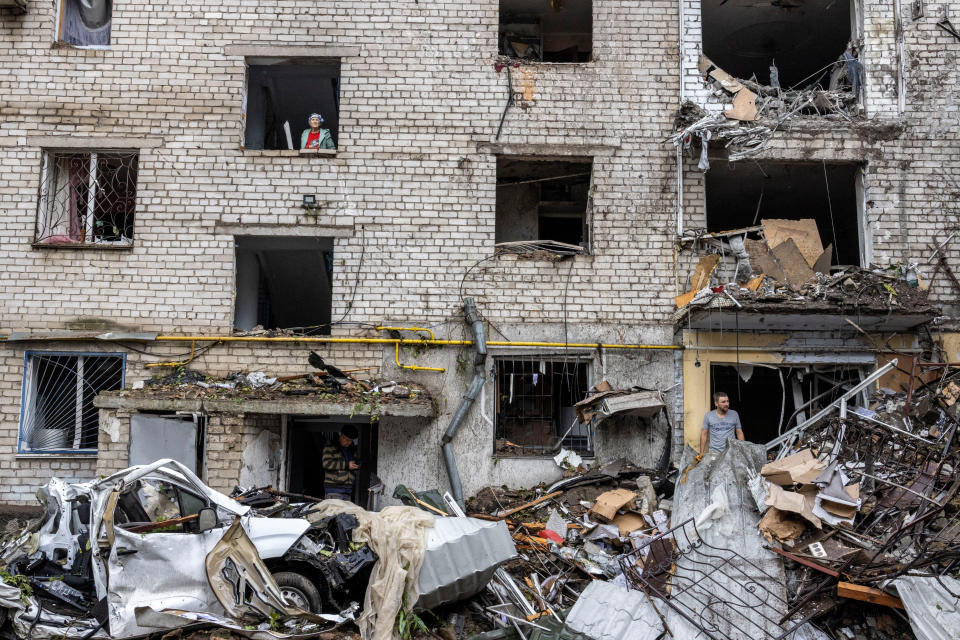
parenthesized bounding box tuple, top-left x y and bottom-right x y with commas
(322, 425, 359, 501)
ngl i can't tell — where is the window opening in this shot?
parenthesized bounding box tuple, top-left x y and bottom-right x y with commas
(19, 353, 124, 453)
(701, 0, 852, 88)
(37, 151, 137, 246)
(115, 478, 208, 533)
(234, 237, 333, 333)
(244, 59, 340, 151)
(495, 358, 591, 456)
(56, 0, 112, 47)
(496, 157, 592, 249)
(705, 161, 861, 266)
(709, 364, 863, 445)
(499, 0, 592, 62)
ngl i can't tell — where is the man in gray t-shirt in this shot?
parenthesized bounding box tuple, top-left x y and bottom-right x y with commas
(700, 391, 745, 454)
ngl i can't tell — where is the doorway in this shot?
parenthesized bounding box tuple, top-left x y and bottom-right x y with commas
(285, 417, 377, 507)
(710, 364, 865, 445)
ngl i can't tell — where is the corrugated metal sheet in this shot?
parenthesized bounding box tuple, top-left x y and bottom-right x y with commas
(893, 575, 960, 640)
(564, 581, 663, 640)
(416, 517, 516, 610)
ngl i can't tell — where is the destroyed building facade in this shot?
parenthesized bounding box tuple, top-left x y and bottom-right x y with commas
(0, 0, 957, 509)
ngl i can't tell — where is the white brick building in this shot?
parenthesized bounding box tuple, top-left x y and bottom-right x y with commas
(0, 0, 956, 508)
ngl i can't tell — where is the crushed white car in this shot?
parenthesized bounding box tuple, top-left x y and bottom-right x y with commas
(0, 459, 515, 639)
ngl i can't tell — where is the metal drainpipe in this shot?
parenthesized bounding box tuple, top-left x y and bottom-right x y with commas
(441, 298, 487, 507)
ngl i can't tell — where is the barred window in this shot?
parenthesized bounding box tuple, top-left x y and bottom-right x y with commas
(495, 357, 592, 456)
(19, 353, 124, 453)
(36, 151, 137, 247)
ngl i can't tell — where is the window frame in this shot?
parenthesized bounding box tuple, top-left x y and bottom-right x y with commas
(492, 355, 594, 457)
(53, 0, 113, 50)
(498, 0, 594, 63)
(18, 351, 126, 455)
(494, 155, 595, 253)
(34, 149, 139, 249)
(241, 57, 342, 153)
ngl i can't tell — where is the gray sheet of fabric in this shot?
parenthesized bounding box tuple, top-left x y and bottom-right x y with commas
(892, 575, 960, 640)
(667, 441, 789, 640)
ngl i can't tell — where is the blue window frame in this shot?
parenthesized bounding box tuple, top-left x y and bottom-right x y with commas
(18, 351, 125, 454)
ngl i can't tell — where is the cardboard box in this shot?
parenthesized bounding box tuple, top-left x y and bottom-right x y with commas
(761, 449, 825, 486)
(589, 489, 637, 522)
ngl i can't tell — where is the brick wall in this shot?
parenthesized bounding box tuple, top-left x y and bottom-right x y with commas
(0, 0, 956, 505)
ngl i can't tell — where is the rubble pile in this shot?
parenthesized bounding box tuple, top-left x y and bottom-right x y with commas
(751, 367, 960, 637)
(422, 461, 676, 638)
(672, 53, 864, 162)
(124, 351, 428, 407)
(675, 217, 937, 318)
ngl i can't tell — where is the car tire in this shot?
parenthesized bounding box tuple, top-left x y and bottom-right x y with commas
(273, 571, 322, 612)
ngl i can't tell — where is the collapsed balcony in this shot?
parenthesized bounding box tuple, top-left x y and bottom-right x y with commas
(674, 164, 939, 331)
(675, 0, 871, 162)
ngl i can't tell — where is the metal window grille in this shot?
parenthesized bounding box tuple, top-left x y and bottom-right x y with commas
(36, 151, 137, 246)
(620, 517, 799, 640)
(494, 357, 591, 455)
(20, 353, 124, 453)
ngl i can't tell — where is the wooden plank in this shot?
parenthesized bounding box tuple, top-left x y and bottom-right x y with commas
(763, 218, 824, 268)
(772, 238, 815, 287)
(767, 545, 839, 578)
(724, 88, 758, 121)
(745, 238, 785, 282)
(690, 254, 721, 291)
(496, 491, 564, 519)
(837, 582, 905, 609)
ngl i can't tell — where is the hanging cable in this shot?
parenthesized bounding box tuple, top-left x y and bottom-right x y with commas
(823, 161, 839, 263)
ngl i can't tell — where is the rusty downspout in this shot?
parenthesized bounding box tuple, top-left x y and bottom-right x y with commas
(441, 298, 487, 506)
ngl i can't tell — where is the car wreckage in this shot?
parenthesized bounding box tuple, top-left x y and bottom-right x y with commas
(0, 459, 516, 639)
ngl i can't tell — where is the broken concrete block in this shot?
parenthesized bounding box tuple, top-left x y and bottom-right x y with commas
(635, 475, 658, 515)
(814, 243, 833, 274)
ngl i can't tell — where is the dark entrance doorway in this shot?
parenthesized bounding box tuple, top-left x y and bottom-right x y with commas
(285, 417, 378, 508)
(711, 364, 793, 445)
(710, 364, 866, 445)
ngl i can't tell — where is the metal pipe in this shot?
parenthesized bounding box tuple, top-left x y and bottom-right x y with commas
(0, 334, 680, 350)
(152, 336, 679, 349)
(441, 298, 487, 506)
(766, 359, 898, 452)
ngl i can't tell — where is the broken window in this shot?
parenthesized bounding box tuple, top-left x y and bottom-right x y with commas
(36, 150, 137, 246)
(706, 161, 862, 266)
(244, 59, 340, 151)
(499, 0, 592, 62)
(496, 157, 592, 250)
(56, 0, 112, 47)
(234, 237, 333, 333)
(114, 478, 208, 533)
(19, 352, 124, 453)
(495, 357, 591, 456)
(710, 363, 865, 445)
(701, 0, 853, 88)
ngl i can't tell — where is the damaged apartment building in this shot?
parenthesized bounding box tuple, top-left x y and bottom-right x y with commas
(0, 0, 957, 516)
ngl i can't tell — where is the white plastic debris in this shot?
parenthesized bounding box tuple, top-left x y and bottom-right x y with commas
(694, 485, 730, 536)
(554, 448, 583, 469)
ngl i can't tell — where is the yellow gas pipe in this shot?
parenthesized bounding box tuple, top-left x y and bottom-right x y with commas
(376, 326, 447, 373)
